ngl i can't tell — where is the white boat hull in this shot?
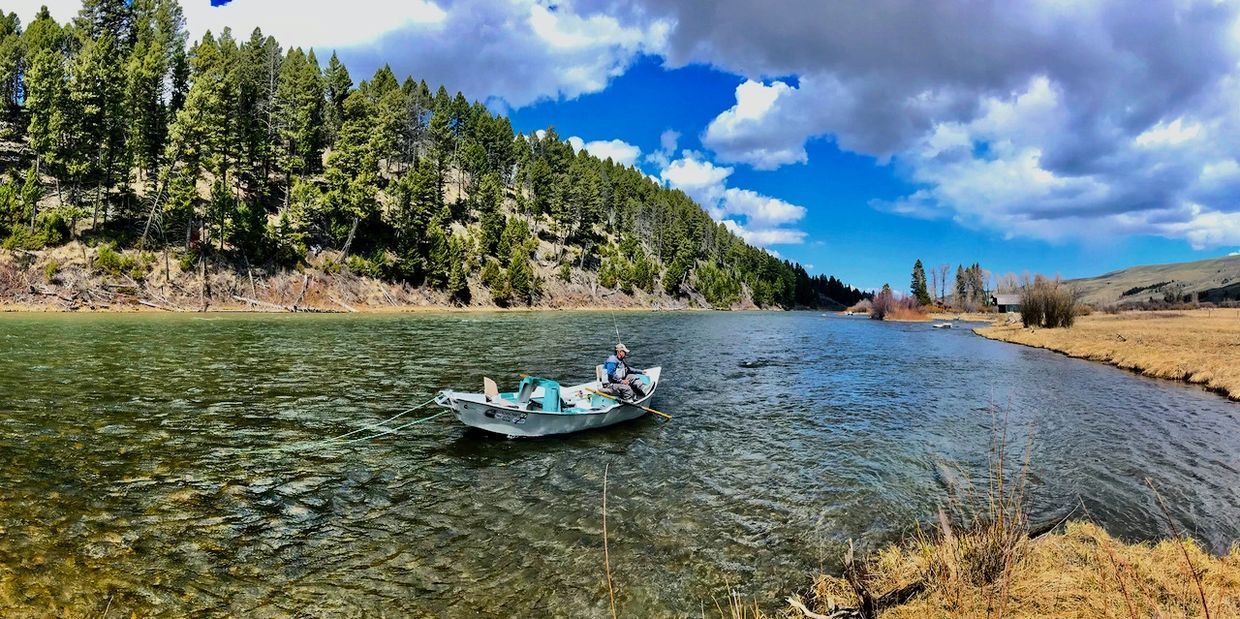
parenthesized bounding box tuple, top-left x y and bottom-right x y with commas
(436, 367, 662, 438)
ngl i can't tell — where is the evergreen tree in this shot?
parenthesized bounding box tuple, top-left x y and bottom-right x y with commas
(323, 51, 352, 141)
(911, 259, 931, 306)
(447, 234, 469, 304)
(424, 205, 451, 287)
(0, 12, 23, 115)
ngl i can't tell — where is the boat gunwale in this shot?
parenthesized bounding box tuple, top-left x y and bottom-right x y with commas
(441, 367, 662, 418)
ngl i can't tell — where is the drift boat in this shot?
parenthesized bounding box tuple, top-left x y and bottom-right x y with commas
(434, 367, 663, 437)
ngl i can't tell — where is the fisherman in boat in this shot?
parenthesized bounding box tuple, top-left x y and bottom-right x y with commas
(603, 343, 647, 401)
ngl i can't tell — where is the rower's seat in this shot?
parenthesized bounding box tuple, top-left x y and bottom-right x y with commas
(596, 364, 606, 384)
(516, 379, 537, 404)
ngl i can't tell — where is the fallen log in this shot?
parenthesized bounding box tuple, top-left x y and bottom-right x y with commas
(232, 294, 292, 311)
(138, 299, 179, 311)
(329, 294, 358, 313)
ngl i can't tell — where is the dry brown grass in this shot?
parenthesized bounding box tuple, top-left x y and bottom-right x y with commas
(975, 308, 1240, 401)
(800, 521, 1240, 619)
(885, 306, 930, 321)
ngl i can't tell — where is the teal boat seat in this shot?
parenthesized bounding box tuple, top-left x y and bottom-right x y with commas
(517, 376, 563, 413)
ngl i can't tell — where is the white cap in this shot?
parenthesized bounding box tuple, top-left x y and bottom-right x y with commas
(615, 343, 629, 353)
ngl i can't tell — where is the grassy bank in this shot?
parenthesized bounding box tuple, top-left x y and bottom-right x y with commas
(975, 309, 1240, 401)
(780, 521, 1240, 619)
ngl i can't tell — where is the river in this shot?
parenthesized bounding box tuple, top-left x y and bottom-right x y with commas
(1, 311, 1237, 617)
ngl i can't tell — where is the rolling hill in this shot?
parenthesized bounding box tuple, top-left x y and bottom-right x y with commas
(1068, 254, 1240, 305)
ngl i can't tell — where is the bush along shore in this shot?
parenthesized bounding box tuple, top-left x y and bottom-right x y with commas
(976, 308, 1240, 402)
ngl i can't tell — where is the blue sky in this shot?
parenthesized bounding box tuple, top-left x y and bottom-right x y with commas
(15, 0, 1240, 290)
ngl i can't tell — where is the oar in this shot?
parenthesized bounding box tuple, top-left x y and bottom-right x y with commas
(584, 386, 672, 420)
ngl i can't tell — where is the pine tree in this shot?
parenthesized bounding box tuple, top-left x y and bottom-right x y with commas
(447, 235, 469, 304)
(368, 66, 407, 176)
(506, 238, 535, 305)
(911, 259, 931, 306)
(424, 205, 451, 287)
(323, 51, 352, 141)
(476, 172, 505, 256)
(24, 8, 70, 186)
(429, 86, 452, 201)
(0, 12, 23, 115)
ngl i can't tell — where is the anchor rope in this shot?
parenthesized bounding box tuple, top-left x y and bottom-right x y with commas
(321, 394, 441, 442)
(284, 394, 445, 451)
(337, 410, 450, 445)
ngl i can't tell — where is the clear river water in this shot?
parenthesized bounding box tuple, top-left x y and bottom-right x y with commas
(0, 311, 1237, 617)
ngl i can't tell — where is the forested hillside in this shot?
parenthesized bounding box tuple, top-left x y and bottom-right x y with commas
(0, 1, 867, 310)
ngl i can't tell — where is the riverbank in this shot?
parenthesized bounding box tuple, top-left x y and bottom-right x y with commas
(0, 243, 771, 313)
(975, 308, 1240, 401)
(779, 521, 1240, 618)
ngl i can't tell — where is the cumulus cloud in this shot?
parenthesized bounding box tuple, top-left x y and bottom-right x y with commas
(658, 152, 732, 209)
(567, 136, 642, 166)
(658, 151, 806, 246)
(646, 128, 681, 169)
(335, 0, 671, 107)
(659, 0, 1240, 247)
(10, 0, 672, 109)
(703, 79, 804, 169)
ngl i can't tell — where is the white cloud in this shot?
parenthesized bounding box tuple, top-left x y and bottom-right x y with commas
(865, 75, 1240, 247)
(720, 187, 806, 227)
(659, 152, 733, 210)
(567, 136, 642, 166)
(1230, 251, 1240, 256)
(673, 0, 1240, 248)
(659, 151, 807, 246)
(10, 0, 672, 109)
(723, 220, 807, 246)
(6, 0, 447, 49)
(184, 1, 447, 50)
(646, 128, 681, 169)
(1134, 118, 1203, 148)
(702, 79, 810, 169)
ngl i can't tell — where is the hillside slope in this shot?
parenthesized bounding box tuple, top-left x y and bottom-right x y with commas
(0, 6, 868, 311)
(1068, 254, 1240, 305)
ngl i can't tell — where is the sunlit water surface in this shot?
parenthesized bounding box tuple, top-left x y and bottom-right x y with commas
(0, 312, 1237, 617)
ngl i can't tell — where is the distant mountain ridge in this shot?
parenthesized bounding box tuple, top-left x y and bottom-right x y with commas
(1067, 254, 1240, 305)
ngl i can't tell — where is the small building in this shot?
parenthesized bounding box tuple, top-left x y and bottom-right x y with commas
(992, 293, 1021, 313)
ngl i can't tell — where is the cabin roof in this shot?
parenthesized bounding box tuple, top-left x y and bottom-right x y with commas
(993, 293, 1022, 305)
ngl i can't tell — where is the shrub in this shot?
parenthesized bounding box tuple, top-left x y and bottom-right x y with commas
(480, 257, 509, 306)
(1019, 276, 1077, 328)
(871, 287, 895, 319)
(558, 262, 571, 282)
(94, 243, 135, 277)
(870, 287, 926, 320)
(846, 299, 872, 314)
(178, 250, 198, 273)
(44, 260, 59, 283)
(346, 252, 390, 279)
(2, 210, 70, 250)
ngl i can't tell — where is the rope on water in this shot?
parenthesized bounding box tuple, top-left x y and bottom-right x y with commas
(282, 394, 446, 451)
(321, 394, 441, 443)
(338, 410, 450, 445)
